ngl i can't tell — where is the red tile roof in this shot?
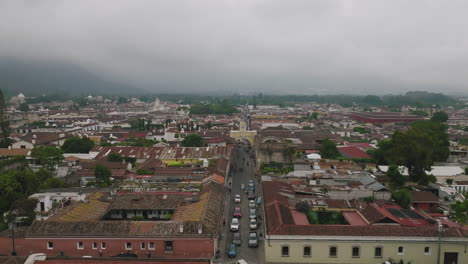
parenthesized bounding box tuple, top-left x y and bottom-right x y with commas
(338, 146, 372, 159)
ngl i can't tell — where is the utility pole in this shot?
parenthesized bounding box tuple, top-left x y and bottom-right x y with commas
(436, 219, 442, 264)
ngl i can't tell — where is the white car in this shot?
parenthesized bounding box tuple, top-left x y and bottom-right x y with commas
(249, 200, 256, 209)
(234, 194, 241, 203)
(249, 218, 257, 230)
(230, 218, 239, 232)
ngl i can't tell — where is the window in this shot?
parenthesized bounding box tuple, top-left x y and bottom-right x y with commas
(352, 246, 360, 258)
(375, 247, 383, 258)
(47, 242, 54, 250)
(398, 246, 404, 255)
(92, 242, 98, 249)
(424, 246, 431, 255)
(303, 246, 311, 257)
(281, 245, 289, 257)
(101, 242, 106, 249)
(141, 242, 146, 250)
(77, 242, 84, 250)
(149, 242, 155, 250)
(165, 240, 173, 252)
(125, 242, 132, 250)
(329, 246, 337, 257)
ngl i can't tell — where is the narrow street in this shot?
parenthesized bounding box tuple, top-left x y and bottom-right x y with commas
(218, 140, 264, 264)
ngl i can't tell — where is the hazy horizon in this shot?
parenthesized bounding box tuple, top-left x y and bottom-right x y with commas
(2, 1, 468, 95)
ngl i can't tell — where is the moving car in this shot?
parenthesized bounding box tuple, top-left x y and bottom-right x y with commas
(249, 218, 257, 230)
(233, 207, 242, 218)
(241, 184, 245, 191)
(230, 218, 239, 231)
(234, 194, 241, 203)
(248, 232, 258, 248)
(228, 243, 237, 258)
(249, 208, 257, 219)
(232, 232, 241, 246)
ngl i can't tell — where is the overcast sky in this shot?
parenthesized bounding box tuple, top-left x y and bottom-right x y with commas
(1, 0, 468, 95)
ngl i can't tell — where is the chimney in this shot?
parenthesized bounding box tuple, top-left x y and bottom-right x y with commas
(33, 134, 37, 139)
(32, 139, 36, 144)
(179, 224, 184, 233)
(198, 224, 203, 234)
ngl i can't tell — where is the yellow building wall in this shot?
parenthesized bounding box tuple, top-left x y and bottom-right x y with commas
(230, 131, 257, 145)
(265, 239, 468, 264)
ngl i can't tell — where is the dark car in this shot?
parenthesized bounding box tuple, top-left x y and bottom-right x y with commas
(248, 191, 255, 200)
(248, 232, 258, 248)
(228, 243, 237, 258)
(233, 232, 241, 246)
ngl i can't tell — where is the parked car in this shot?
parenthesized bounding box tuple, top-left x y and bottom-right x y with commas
(233, 207, 242, 218)
(233, 232, 241, 246)
(228, 243, 237, 258)
(249, 208, 257, 219)
(248, 191, 255, 200)
(234, 194, 241, 203)
(249, 185, 255, 191)
(248, 232, 258, 248)
(249, 218, 257, 230)
(230, 218, 239, 231)
(249, 200, 256, 209)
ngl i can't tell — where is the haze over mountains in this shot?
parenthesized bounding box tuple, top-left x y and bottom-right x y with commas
(2, 1, 468, 96)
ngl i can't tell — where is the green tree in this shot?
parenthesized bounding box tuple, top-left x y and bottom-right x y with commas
(61, 136, 95, 153)
(410, 110, 429, 117)
(35, 168, 51, 182)
(353, 126, 367, 134)
(386, 164, 406, 189)
(295, 201, 310, 213)
(319, 139, 341, 159)
(0, 172, 23, 212)
(108, 152, 123, 162)
(19, 102, 29, 112)
(311, 112, 319, 120)
(374, 121, 449, 185)
(430, 111, 449, 123)
(94, 164, 111, 185)
(182, 134, 205, 147)
(450, 200, 468, 224)
(465, 167, 468, 175)
(362, 95, 383, 105)
(41, 177, 65, 189)
(9, 198, 38, 225)
(31, 146, 64, 171)
(445, 178, 454, 185)
(392, 189, 412, 209)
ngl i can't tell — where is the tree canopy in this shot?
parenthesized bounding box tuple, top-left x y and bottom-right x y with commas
(181, 134, 205, 147)
(108, 152, 123, 162)
(386, 164, 406, 189)
(31, 146, 64, 171)
(61, 136, 95, 153)
(450, 200, 468, 224)
(319, 139, 341, 159)
(430, 111, 449, 123)
(94, 164, 111, 186)
(371, 120, 449, 185)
